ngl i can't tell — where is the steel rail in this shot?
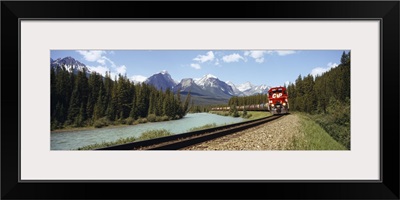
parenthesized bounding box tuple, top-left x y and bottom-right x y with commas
(96, 114, 284, 150)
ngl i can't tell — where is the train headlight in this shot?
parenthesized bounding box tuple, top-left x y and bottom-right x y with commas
(283, 103, 286, 106)
(271, 104, 274, 107)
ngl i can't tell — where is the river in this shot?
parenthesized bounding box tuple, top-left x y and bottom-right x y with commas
(51, 113, 244, 150)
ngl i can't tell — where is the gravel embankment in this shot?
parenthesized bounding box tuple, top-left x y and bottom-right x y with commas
(183, 114, 302, 150)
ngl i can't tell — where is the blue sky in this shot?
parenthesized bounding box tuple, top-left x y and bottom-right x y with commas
(51, 50, 349, 87)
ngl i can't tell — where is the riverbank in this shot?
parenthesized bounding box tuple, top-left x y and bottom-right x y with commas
(51, 113, 245, 150)
(51, 115, 171, 133)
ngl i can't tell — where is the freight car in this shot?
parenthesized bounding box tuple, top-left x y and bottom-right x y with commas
(210, 103, 269, 112)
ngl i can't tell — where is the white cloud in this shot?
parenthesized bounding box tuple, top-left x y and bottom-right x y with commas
(275, 50, 296, 56)
(310, 62, 339, 77)
(97, 59, 106, 65)
(116, 65, 127, 75)
(255, 57, 264, 63)
(76, 50, 106, 62)
(311, 67, 328, 77)
(246, 50, 266, 58)
(327, 62, 338, 68)
(102, 56, 116, 68)
(244, 50, 267, 63)
(222, 53, 244, 63)
(130, 75, 147, 83)
(193, 51, 215, 63)
(109, 73, 118, 81)
(87, 65, 110, 77)
(215, 58, 220, 66)
(76, 50, 122, 73)
(190, 63, 201, 69)
(243, 50, 297, 63)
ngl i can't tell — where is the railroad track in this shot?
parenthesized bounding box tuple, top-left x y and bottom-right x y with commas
(96, 114, 285, 150)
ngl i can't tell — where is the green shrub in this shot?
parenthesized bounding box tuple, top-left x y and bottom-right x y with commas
(291, 113, 347, 150)
(232, 112, 240, 118)
(309, 113, 350, 149)
(77, 136, 136, 150)
(161, 115, 169, 121)
(136, 118, 148, 124)
(51, 120, 62, 130)
(116, 118, 126, 125)
(243, 113, 252, 119)
(147, 114, 157, 122)
(155, 116, 163, 122)
(189, 123, 217, 131)
(93, 117, 109, 128)
(137, 129, 173, 141)
(125, 117, 135, 125)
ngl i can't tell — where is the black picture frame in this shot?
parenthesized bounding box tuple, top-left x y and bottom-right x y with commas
(2, 1, 399, 199)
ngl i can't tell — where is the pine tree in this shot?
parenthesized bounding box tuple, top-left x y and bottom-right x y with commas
(51, 67, 57, 122)
(93, 84, 106, 120)
(107, 78, 118, 121)
(183, 92, 191, 115)
(340, 51, 350, 65)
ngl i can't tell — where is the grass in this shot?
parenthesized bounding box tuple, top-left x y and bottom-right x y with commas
(52, 115, 172, 133)
(209, 111, 230, 116)
(77, 136, 137, 150)
(307, 113, 350, 150)
(188, 123, 218, 132)
(291, 112, 347, 150)
(76, 129, 173, 150)
(209, 111, 271, 120)
(136, 129, 173, 141)
(244, 111, 272, 120)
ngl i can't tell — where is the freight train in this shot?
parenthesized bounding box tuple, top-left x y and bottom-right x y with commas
(210, 86, 289, 115)
(211, 103, 269, 112)
(267, 86, 289, 114)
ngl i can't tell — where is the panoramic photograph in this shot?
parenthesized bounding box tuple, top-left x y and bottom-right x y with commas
(50, 50, 350, 151)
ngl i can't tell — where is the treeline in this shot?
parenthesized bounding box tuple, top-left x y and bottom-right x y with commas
(287, 51, 351, 149)
(287, 51, 350, 114)
(228, 94, 268, 106)
(51, 67, 191, 130)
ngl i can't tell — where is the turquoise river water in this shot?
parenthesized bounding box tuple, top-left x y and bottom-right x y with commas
(51, 113, 244, 150)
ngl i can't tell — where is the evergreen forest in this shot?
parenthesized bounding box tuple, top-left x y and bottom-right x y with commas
(51, 68, 191, 130)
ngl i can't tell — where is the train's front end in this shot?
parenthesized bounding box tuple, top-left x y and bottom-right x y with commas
(268, 87, 289, 115)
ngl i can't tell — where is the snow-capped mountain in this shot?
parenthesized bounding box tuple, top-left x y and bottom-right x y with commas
(253, 84, 270, 94)
(144, 70, 177, 91)
(225, 81, 270, 96)
(236, 82, 254, 92)
(194, 74, 234, 97)
(51, 56, 90, 73)
(144, 70, 270, 99)
(226, 81, 244, 96)
(175, 78, 198, 91)
(194, 74, 217, 87)
(174, 78, 209, 96)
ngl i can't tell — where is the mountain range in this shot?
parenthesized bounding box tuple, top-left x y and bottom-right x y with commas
(51, 57, 90, 74)
(51, 56, 271, 104)
(145, 71, 270, 99)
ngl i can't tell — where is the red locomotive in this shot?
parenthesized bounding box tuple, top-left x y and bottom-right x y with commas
(268, 86, 289, 114)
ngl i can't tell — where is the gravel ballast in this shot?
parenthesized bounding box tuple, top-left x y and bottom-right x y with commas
(183, 114, 302, 150)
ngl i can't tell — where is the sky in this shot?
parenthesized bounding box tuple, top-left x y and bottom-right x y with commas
(51, 50, 349, 87)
